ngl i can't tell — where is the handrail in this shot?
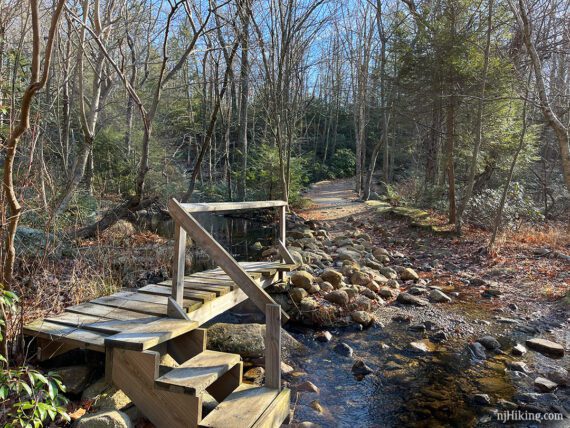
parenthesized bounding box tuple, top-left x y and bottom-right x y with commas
(167, 198, 290, 323)
(180, 200, 287, 213)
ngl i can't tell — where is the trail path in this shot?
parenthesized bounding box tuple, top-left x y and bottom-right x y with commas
(300, 178, 368, 221)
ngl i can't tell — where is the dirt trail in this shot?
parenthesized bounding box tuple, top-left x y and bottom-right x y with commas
(300, 178, 368, 221)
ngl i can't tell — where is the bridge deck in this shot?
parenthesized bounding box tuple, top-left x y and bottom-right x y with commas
(24, 261, 297, 359)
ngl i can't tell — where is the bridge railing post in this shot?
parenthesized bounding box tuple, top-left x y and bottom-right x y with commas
(265, 303, 281, 390)
(168, 222, 187, 319)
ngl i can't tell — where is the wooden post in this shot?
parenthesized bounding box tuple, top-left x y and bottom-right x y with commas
(279, 205, 286, 248)
(172, 223, 186, 306)
(265, 304, 281, 390)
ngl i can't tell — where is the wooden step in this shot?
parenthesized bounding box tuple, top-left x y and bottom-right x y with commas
(143, 284, 216, 303)
(105, 318, 198, 351)
(155, 350, 241, 395)
(199, 384, 289, 428)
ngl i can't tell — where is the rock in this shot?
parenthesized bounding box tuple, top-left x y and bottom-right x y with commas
(291, 271, 314, 289)
(482, 288, 502, 298)
(244, 367, 265, 384)
(15, 226, 62, 257)
(320, 269, 343, 287)
(54, 365, 93, 396)
(75, 411, 132, 428)
(534, 377, 558, 392)
(207, 323, 302, 358)
(295, 422, 321, 428)
(343, 287, 358, 300)
(365, 281, 380, 293)
(428, 289, 452, 303)
(351, 311, 372, 326)
(400, 268, 419, 281)
(408, 323, 426, 332)
(295, 381, 320, 393)
(306, 283, 320, 294)
(378, 287, 395, 299)
(324, 290, 349, 306)
(349, 295, 372, 311)
(365, 259, 383, 270)
(281, 362, 294, 375)
(320, 281, 334, 292)
(541, 367, 569, 386)
(468, 342, 487, 360)
(315, 331, 333, 342)
(333, 342, 354, 357)
(251, 241, 263, 251)
(408, 340, 434, 354)
(360, 288, 379, 301)
(396, 292, 429, 307)
(350, 271, 370, 286)
(508, 361, 531, 373)
(299, 297, 318, 313)
(430, 331, 448, 343)
(386, 279, 400, 289)
(81, 379, 131, 411)
(352, 360, 373, 376)
(512, 343, 527, 356)
(526, 338, 565, 358)
(472, 394, 492, 405)
(372, 248, 390, 259)
(379, 267, 398, 279)
(477, 336, 501, 351)
(290, 287, 308, 303)
(408, 286, 427, 295)
(310, 400, 324, 413)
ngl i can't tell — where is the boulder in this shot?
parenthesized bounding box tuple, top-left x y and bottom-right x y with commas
(320, 269, 343, 287)
(541, 367, 569, 386)
(352, 360, 373, 376)
(350, 271, 370, 286)
(207, 323, 303, 358)
(320, 281, 334, 292)
(372, 248, 390, 259)
(54, 365, 93, 395)
(379, 267, 398, 280)
(477, 336, 501, 351)
(306, 283, 320, 294)
(508, 361, 530, 373)
(295, 381, 320, 394)
(400, 268, 419, 281)
(396, 292, 429, 307)
(81, 379, 131, 411)
(290, 287, 308, 303)
(333, 343, 354, 357)
(387, 279, 400, 289)
(15, 227, 62, 257)
(379, 287, 395, 299)
(75, 411, 132, 428)
(290, 271, 314, 289)
(351, 311, 373, 326)
(526, 338, 565, 358)
(512, 344, 527, 356)
(315, 331, 333, 342)
(428, 289, 452, 303)
(365, 281, 380, 293)
(324, 290, 349, 306)
(468, 342, 487, 360)
(299, 298, 319, 313)
(349, 295, 373, 312)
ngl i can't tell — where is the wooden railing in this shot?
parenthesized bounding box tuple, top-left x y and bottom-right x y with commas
(166, 198, 291, 322)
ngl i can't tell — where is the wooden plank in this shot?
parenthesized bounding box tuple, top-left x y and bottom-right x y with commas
(143, 284, 215, 303)
(48, 313, 161, 335)
(199, 385, 280, 428)
(45, 312, 113, 327)
(239, 261, 298, 272)
(252, 388, 291, 428)
(24, 320, 107, 352)
(187, 287, 249, 325)
(167, 328, 206, 364)
(37, 339, 78, 361)
(112, 349, 202, 428)
(169, 198, 289, 322)
(113, 291, 201, 311)
(167, 297, 190, 320)
(265, 304, 281, 390)
(201, 270, 263, 280)
(184, 283, 230, 297)
(105, 318, 198, 351)
(65, 302, 150, 320)
(180, 200, 287, 213)
(207, 361, 242, 403)
(155, 350, 240, 394)
(91, 295, 169, 316)
(172, 223, 186, 307)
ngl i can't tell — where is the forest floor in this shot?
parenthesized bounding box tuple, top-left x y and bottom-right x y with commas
(286, 178, 570, 427)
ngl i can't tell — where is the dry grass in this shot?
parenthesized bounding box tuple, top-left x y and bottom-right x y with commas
(503, 222, 570, 250)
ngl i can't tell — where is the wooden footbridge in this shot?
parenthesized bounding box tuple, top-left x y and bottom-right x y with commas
(24, 199, 297, 428)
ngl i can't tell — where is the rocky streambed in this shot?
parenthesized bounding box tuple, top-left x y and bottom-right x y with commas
(254, 213, 570, 427)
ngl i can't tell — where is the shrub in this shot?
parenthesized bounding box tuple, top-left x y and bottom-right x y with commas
(329, 148, 356, 178)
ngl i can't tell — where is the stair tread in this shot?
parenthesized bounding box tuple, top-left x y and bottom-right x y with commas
(199, 385, 280, 428)
(104, 318, 198, 350)
(155, 350, 241, 394)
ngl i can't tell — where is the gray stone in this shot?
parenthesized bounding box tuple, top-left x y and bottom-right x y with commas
(290, 271, 314, 289)
(75, 411, 132, 428)
(324, 290, 349, 306)
(512, 344, 527, 356)
(541, 367, 569, 386)
(428, 289, 452, 303)
(207, 323, 303, 358)
(526, 338, 565, 358)
(351, 311, 373, 326)
(291, 287, 308, 303)
(477, 336, 501, 351)
(351, 271, 371, 286)
(386, 279, 400, 289)
(372, 248, 390, 259)
(306, 283, 320, 294)
(334, 342, 354, 357)
(315, 331, 333, 342)
(534, 377, 558, 392)
(320, 269, 343, 287)
(396, 292, 429, 307)
(473, 394, 492, 405)
(508, 361, 531, 373)
(54, 365, 93, 395)
(400, 268, 419, 281)
(320, 281, 334, 292)
(379, 287, 395, 299)
(468, 342, 487, 360)
(379, 267, 398, 280)
(81, 379, 131, 411)
(352, 360, 373, 376)
(295, 381, 320, 393)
